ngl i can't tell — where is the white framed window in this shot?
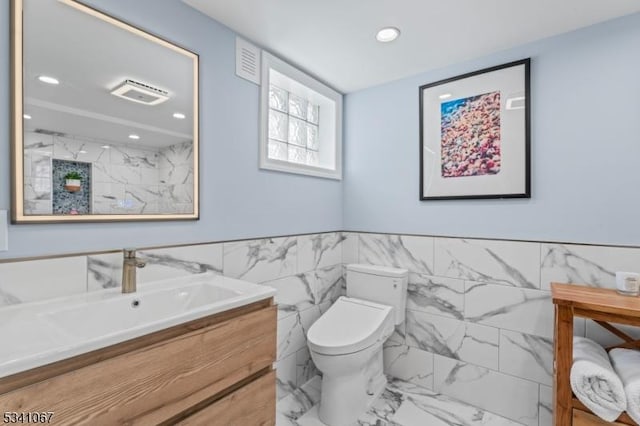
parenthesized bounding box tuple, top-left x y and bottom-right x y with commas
(260, 52, 343, 180)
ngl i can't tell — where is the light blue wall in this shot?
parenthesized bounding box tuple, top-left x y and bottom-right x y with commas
(0, 0, 342, 259)
(3, 3, 639, 259)
(343, 12, 640, 246)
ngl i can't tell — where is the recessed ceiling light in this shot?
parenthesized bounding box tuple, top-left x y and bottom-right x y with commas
(129, 134, 140, 140)
(173, 112, 186, 119)
(376, 27, 400, 43)
(38, 75, 60, 85)
(439, 93, 452, 100)
(23, 114, 32, 120)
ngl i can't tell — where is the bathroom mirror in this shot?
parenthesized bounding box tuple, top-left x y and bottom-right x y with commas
(11, 0, 199, 223)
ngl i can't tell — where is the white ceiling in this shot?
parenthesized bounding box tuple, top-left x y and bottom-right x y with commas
(23, 0, 196, 148)
(184, 0, 640, 93)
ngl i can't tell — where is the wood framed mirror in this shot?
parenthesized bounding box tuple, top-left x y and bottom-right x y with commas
(11, 0, 199, 223)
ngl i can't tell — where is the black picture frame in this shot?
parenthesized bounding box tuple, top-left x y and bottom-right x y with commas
(419, 59, 531, 200)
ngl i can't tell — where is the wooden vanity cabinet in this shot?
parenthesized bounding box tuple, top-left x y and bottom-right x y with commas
(0, 299, 277, 425)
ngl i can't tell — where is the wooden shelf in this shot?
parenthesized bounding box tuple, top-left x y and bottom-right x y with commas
(552, 283, 640, 319)
(573, 398, 635, 425)
(552, 283, 640, 426)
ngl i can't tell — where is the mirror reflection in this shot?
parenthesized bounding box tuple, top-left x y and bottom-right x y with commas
(16, 0, 198, 221)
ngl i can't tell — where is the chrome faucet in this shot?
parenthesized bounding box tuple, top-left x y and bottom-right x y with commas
(122, 248, 146, 293)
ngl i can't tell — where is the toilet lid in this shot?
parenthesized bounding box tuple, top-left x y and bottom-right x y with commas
(307, 297, 393, 356)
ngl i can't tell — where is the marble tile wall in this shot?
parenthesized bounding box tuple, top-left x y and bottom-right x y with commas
(0, 256, 87, 305)
(158, 141, 195, 214)
(94, 140, 161, 215)
(22, 132, 194, 215)
(2, 230, 640, 423)
(0, 231, 344, 403)
(343, 232, 640, 426)
(23, 132, 54, 215)
(262, 233, 345, 399)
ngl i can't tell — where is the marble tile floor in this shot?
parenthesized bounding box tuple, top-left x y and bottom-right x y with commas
(277, 376, 524, 426)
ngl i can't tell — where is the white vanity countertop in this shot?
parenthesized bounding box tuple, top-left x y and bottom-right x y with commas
(0, 273, 276, 379)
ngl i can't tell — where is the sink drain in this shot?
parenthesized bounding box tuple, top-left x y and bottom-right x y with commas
(131, 299, 141, 308)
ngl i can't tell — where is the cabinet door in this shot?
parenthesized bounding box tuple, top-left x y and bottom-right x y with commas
(178, 371, 275, 426)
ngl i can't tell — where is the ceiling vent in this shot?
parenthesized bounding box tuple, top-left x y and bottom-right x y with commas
(110, 79, 170, 106)
(236, 37, 261, 85)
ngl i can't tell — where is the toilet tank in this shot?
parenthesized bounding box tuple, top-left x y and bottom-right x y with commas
(346, 264, 408, 325)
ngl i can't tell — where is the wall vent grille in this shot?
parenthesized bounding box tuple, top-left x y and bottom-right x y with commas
(236, 37, 261, 85)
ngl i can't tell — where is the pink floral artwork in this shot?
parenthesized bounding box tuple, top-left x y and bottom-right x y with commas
(440, 91, 501, 178)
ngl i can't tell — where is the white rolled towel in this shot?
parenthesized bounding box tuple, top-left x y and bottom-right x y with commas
(610, 348, 640, 425)
(570, 336, 627, 422)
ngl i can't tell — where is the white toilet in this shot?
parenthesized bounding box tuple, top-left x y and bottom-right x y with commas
(306, 264, 408, 426)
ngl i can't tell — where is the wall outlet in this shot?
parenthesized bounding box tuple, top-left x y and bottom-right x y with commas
(0, 210, 8, 251)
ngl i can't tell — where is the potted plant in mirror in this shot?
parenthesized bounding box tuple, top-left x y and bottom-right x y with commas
(64, 171, 82, 192)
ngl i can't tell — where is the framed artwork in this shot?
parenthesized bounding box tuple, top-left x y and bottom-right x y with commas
(419, 59, 530, 200)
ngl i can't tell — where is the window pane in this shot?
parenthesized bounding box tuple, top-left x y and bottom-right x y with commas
(269, 85, 288, 113)
(306, 150, 319, 166)
(269, 109, 288, 142)
(268, 139, 288, 161)
(288, 116, 307, 147)
(289, 93, 308, 120)
(288, 145, 306, 164)
(307, 124, 319, 150)
(261, 55, 342, 179)
(308, 103, 319, 125)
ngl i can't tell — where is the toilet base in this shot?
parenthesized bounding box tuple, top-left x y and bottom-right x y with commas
(317, 350, 386, 426)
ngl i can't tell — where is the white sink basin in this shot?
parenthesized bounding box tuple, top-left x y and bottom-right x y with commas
(0, 273, 275, 378)
(43, 283, 242, 340)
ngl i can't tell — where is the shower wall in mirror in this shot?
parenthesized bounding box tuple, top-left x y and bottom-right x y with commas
(12, 0, 199, 223)
(24, 133, 193, 215)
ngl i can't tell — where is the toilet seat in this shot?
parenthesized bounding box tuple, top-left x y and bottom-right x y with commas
(307, 297, 393, 356)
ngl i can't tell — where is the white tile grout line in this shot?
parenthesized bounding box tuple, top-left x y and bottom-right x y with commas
(539, 243, 543, 289)
(432, 236, 436, 277)
(498, 325, 502, 372)
(6, 229, 640, 265)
